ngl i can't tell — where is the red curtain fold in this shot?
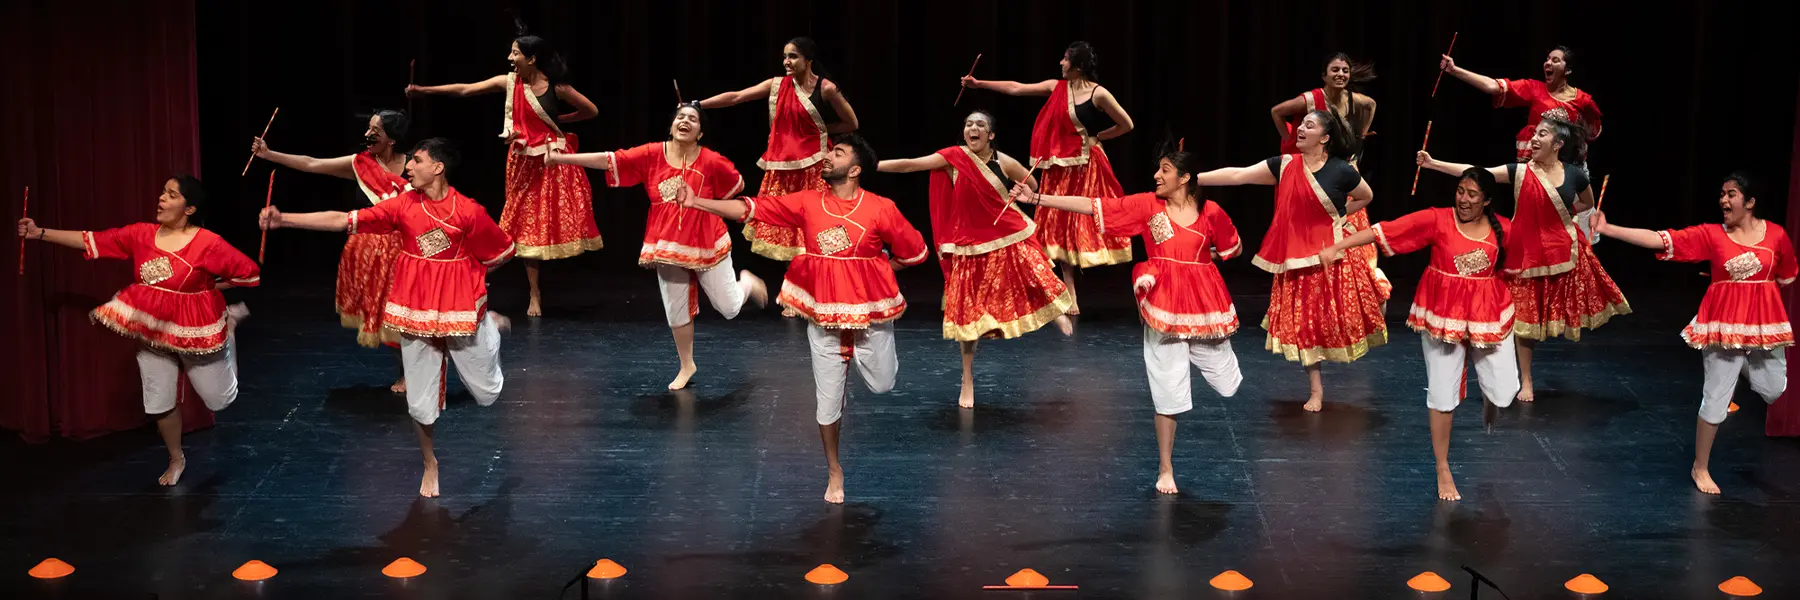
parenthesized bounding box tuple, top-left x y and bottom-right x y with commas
(1774, 74, 1800, 437)
(2, 0, 213, 441)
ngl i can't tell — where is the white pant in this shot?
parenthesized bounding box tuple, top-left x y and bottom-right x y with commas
(657, 257, 750, 327)
(1420, 333, 1520, 412)
(807, 323, 897, 425)
(1142, 327, 1241, 415)
(1700, 347, 1786, 424)
(138, 333, 239, 414)
(400, 314, 504, 425)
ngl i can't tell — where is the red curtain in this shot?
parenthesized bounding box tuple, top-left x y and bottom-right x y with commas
(1775, 74, 1800, 437)
(2, 0, 214, 441)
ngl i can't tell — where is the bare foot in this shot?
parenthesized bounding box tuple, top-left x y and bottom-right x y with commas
(158, 455, 186, 486)
(824, 469, 845, 504)
(1065, 303, 1081, 317)
(1516, 382, 1535, 403)
(1155, 470, 1178, 495)
(527, 297, 543, 318)
(1054, 315, 1074, 336)
(742, 270, 769, 308)
(781, 306, 798, 318)
(419, 462, 440, 498)
(1691, 466, 1720, 495)
(958, 383, 975, 409)
(1436, 468, 1461, 501)
(488, 311, 512, 333)
(668, 362, 698, 390)
(1302, 391, 1324, 413)
(391, 378, 407, 394)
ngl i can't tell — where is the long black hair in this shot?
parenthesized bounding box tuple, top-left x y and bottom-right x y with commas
(1538, 117, 1588, 165)
(786, 37, 832, 81)
(1156, 136, 1204, 200)
(170, 174, 207, 226)
(1065, 41, 1100, 81)
(513, 17, 568, 86)
(364, 109, 410, 148)
(1323, 52, 1376, 139)
(1306, 109, 1361, 161)
(1461, 167, 1505, 269)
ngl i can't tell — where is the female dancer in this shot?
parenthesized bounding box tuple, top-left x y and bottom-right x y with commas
(1010, 142, 1243, 494)
(1270, 52, 1389, 297)
(262, 138, 514, 498)
(1591, 173, 1794, 495)
(876, 110, 1072, 409)
(960, 41, 1135, 314)
(548, 102, 770, 390)
(1190, 111, 1386, 412)
(679, 134, 927, 504)
(700, 37, 860, 266)
(1438, 46, 1602, 164)
(251, 110, 410, 392)
(1319, 168, 1519, 501)
(1418, 118, 1629, 401)
(407, 33, 600, 317)
(18, 176, 258, 486)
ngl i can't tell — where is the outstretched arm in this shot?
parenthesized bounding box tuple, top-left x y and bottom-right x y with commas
(1191, 164, 1278, 187)
(547, 151, 615, 170)
(1320, 227, 1381, 266)
(15, 219, 86, 251)
(1416, 151, 1510, 182)
(1008, 183, 1094, 215)
(1439, 55, 1503, 95)
(822, 80, 859, 133)
(1588, 211, 1662, 249)
(675, 187, 750, 221)
(406, 74, 509, 98)
(876, 154, 950, 174)
(959, 77, 1057, 97)
(258, 206, 349, 232)
(251, 138, 355, 179)
(1270, 94, 1309, 139)
(554, 84, 600, 123)
(699, 78, 774, 109)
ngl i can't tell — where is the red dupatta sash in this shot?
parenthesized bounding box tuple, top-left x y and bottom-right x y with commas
(757, 75, 830, 171)
(1028, 80, 1094, 169)
(1504, 163, 1579, 278)
(500, 72, 569, 155)
(928, 146, 1035, 256)
(351, 151, 411, 205)
(1251, 155, 1344, 273)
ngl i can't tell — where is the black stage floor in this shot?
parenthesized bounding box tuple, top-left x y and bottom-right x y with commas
(6, 260, 1800, 599)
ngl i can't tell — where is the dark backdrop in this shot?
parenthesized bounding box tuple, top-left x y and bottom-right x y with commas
(193, 0, 1799, 283)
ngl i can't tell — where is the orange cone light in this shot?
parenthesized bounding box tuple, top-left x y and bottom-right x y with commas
(1407, 571, 1452, 592)
(587, 558, 627, 579)
(1210, 570, 1254, 591)
(805, 564, 848, 585)
(1564, 573, 1607, 594)
(232, 560, 278, 581)
(1729, 402, 1741, 413)
(382, 557, 427, 578)
(28, 558, 74, 579)
(1719, 576, 1763, 596)
(1005, 569, 1050, 587)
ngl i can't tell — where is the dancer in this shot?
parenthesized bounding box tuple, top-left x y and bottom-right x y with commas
(1591, 172, 1794, 495)
(18, 176, 258, 486)
(251, 110, 411, 392)
(678, 134, 927, 504)
(1319, 168, 1519, 501)
(548, 102, 770, 390)
(875, 109, 1072, 409)
(1270, 52, 1389, 297)
(260, 138, 515, 498)
(1010, 141, 1243, 494)
(1417, 117, 1629, 401)
(407, 32, 599, 317)
(700, 37, 860, 269)
(960, 41, 1135, 315)
(1190, 110, 1386, 412)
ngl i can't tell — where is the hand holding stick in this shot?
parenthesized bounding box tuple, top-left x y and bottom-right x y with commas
(993, 161, 1042, 226)
(17, 186, 28, 275)
(953, 53, 983, 106)
(241, 107, 280, 176)
(1430, 32, 1459, 97)
(258, 171, 274, 263)
(1410, 121, 1433, 195)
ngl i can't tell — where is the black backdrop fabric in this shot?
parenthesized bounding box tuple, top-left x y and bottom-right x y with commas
(195, 0, 1798, 282)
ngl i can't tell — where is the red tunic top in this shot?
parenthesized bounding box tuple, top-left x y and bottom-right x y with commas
(1029, 80, 1098, 169)
(1279, 88, 1331, 155)
(83, 224, 261, 354)
(349, 188, 516, 337)
(1094, 194, 1242, 339)
(758, 75, 831, 171)
(606, 142, 745, 270)
(746, 189, 929, 329)
(927, 146, 1034, 256)
(1657, 223, 1798, 350)
(501, 72, 575, 155)
(1494, 79, 1603, 162)
(1252, 154, 1362, 273)
(1505, 162, 1587, 278)
(1372, 208, 1515, 347)
(352, 151, 411, 204)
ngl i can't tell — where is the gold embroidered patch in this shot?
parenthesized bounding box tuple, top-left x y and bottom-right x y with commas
(816, 225, 852, 256)
(1148, 213, 1175, 244)
(139, 256, 174, 285)
(656, 176, 687, 202)
(1453, 249, 1492, 276)
(417, 228, 452, 258)
(1724, 251, 1763, 281)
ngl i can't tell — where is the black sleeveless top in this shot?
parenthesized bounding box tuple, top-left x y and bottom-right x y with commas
(807, 78, 842, 125)
(986, 158, 1015, 190)
(1073, 87, 1115, 135)
(1264, 156, 1364, 214)
(535, 86, 568, 125)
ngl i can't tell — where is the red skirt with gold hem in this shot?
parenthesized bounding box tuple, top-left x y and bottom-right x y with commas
(335, 232, 402, 348)
(1036, 146, 1132, 268)
(744, 164, 828, 261)
(940, 238, 1072, 341)
(1262, 258, 1389, 365)
(501, 143, 603, 261)
(1507, 240, 1631, 341)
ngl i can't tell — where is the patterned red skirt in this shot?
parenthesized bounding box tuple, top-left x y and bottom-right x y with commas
(335, 232, 402, 347)
(502, 144, 603, 260)
(1263, 258, 1389, 365)
(1507, 241, 1631, 341)
(940, 238, 1072, 341)
(1342, 209, 1392, 300)
(1036, 146, 1131, 268)
(744, 163, 828, 261)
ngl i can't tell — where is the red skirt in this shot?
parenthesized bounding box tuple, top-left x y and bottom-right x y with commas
(744, 164, 828, 261)
(778, 255, 906, 329)
(335, 232, 402, 348)
(1036, 146, 1131, 268)
(501, 147, 603, 260)
(1263, 259, 1388, 365)
(940, 239, 1072, 341)
(1507, 241, 1630, 341)
(1682, 281, 1791, 349)
(1342, 210, 1392, 300)
(91, 286, 230, 355)
(1406, 269, 1514, 347)
(1134, 260, 1238, 340)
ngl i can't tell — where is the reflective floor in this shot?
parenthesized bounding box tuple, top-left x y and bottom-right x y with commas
(6, 262, 1799, 599)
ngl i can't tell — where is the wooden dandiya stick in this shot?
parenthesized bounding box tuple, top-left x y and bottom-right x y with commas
(1410, 120, 1433, 195)
(258, 171, 274, 264)
(952, 53, 983, 106)
(673, 79, 683, 104)
(1430, 31, 1459, 98)
(1595, 174, 1610, 211)
(17, 186, 28, 276)
(241, 107, 280, 176)
(408, 59, 416, 115)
